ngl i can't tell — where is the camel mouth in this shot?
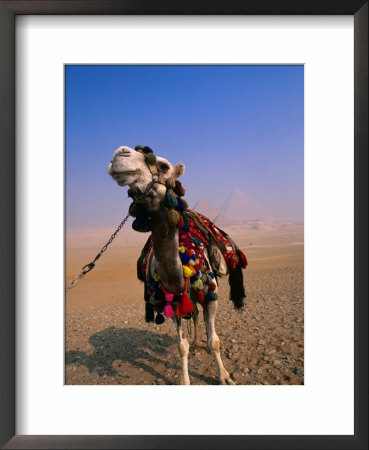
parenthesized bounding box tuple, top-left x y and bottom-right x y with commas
(110, 170, 138, 184)
(109, 167, 139, 187)
(111, 169, 137, 176)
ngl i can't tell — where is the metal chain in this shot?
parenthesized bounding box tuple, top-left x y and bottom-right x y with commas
(67, 164, 162, 291)
(66, 213, 130, 292)
(81, 213, 130, 274)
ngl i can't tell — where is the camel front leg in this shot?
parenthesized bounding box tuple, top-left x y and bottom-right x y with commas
(173, 316, 190, 385)
(203, 300, 235, 385)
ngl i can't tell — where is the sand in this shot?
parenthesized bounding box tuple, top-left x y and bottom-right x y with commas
(65, 219, 304, 385)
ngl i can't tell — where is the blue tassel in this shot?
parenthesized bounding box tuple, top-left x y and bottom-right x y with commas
(208, 291, 216, 301)
(177, 197, 185, 211)
(180, 252, 191, 264)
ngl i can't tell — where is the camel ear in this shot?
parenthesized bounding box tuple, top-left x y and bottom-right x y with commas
(174, 163, 185, 179)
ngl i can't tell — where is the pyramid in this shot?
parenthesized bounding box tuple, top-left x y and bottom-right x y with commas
(222, 187, 268, 221)
(192, 198, 223, 222)
(213, 213, 234, 227)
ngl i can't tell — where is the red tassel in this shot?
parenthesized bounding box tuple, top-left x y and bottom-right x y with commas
(237, 249, 248, 268)
(197, 290, 204, 304)
(229, 255, 238, 271)
(176, 292, 194, 317)
(209, 281, 217, 291)
(175, 181, 185, 196)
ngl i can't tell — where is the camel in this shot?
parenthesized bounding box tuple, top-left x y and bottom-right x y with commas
(108, 145, 247, 385)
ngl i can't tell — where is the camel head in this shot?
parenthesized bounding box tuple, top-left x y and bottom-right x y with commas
(108, 145, 185, 212)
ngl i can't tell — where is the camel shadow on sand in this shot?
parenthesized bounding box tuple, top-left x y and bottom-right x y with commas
(66, 326, 217, 385)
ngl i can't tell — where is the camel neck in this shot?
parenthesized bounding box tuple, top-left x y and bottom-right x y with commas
(150, 206, 185, 293)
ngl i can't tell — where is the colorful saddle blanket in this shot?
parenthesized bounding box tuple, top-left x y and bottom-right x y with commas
(137, 211, 247, 322)
(187, 211, 248, 273)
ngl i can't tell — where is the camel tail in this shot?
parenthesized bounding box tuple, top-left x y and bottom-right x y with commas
(228, 266, 246, 309)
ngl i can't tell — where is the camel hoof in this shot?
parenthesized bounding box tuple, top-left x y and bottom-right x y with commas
(220, 373, 236, 385)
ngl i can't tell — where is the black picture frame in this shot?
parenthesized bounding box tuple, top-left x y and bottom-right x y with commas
(0, 1, 367, 449)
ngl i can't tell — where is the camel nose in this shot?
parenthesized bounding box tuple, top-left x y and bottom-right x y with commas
(112, 146, 131, 160)
(109, 147, 128, 173)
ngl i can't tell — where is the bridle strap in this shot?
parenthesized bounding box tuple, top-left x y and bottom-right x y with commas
(146, 161, 159, 178)
(130, 148, 166, 200)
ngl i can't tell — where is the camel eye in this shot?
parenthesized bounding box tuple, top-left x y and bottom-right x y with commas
(159, 163, 169, 172)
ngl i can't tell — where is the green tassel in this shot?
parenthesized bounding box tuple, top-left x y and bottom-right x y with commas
(145, 153, 157, 165)
(167, 208, 179, 227)
(164, 189, 178, 209)
(182, 212, 189, 228)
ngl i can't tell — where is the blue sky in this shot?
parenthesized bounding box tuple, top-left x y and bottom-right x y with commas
(66, 65, 304, 228)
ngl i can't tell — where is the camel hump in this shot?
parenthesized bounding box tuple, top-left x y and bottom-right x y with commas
(137, 211, 247, 283)
(186, 210, 247, 276)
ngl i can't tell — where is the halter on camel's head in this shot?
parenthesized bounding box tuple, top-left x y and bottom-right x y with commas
(128, 145, 172, 200)
(108, 145, 187, 231)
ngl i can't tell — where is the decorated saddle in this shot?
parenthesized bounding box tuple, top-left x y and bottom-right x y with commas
(134, 180, 247, 325)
